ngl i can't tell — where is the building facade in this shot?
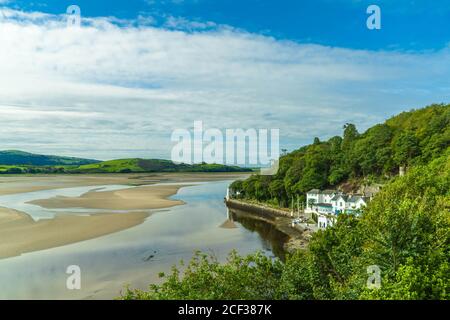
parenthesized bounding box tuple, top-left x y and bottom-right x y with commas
(306, 189, 370, 229)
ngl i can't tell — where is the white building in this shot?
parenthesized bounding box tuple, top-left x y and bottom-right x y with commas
(306, 189, 369, 229)
(305, 189, 338, 214)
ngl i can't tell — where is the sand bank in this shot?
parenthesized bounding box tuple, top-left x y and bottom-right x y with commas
(27, 185, 185, 210)
(0, 172, 250, 196)
(0, 207, 149, 259)
(0, 173, 250, 259)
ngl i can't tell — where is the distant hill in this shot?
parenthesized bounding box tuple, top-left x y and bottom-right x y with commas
(0, 150, 99, 166)
(71, 158, 252, 174)
(0, 151, 252, 174)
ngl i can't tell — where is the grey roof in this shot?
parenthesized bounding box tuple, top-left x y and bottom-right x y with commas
(322, 189, 337, 194)
(332, 194, 348, 201)
(307, 189, 321, 194)
(348, 195, 370, 203)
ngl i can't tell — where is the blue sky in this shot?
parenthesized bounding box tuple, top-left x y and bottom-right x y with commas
(0, 0, 449, 161)
(4, 0, 450, 51)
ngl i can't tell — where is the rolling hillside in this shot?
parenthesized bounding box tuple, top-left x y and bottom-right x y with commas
(0, 150, 99, 166)
(0, 152, 252, 174)
(71, 159, 252, 173)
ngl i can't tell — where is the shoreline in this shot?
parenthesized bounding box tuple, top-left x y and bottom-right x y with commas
(0, 182, 185, 259)
(0, 172, 250, 196)
(0, 181, 187, 259)
(0, 207, 150, 259)
(225, 199, 316, 252)
(0, 173, 250, 260)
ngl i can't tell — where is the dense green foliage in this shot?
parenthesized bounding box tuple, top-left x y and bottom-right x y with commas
(122, 104, 449, 300)
(0, 157, 251, 174)
(0, 150, 99, 166)
(122, 151, 449, 300)
(231, 104, 449, 206)
(73, 159, 252, 173)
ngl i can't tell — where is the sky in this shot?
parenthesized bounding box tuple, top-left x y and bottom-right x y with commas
(0, 0, 449, 161)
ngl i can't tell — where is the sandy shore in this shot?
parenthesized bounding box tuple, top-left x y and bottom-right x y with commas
(0, 172, 250, 196)
(0, 173, 249, 259)
(28, 185, 185, 210)
(0, 207, 149, 259)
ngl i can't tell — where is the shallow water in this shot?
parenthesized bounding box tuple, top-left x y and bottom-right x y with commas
(0, 184, 137, 220)
(0, 180, 287, 299)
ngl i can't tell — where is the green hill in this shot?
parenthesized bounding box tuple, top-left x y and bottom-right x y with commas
(71, 158, 251, 173)
(0, 152, 252, 174)
(231, 103, 450, 206)
(0, 150, 99, 166)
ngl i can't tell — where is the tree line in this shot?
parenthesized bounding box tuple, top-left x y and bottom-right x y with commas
(121, 104, 449, 300)
(123, 146, 449, 300)
(231, 104, 449, 207)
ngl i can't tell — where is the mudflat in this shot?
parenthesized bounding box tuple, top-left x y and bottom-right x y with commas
(27, 184, 185, 210)
(0, 173, 249, 259)
(0, 172, 250, 196)
(0, 207, 149, 259)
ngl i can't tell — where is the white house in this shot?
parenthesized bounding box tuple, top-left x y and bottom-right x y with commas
(331, 194, 347, 213)
(347, 195, 369, 211)
(318, 214, 335, 229)
(305, 189, 338, 213)
(322, 189, 337, 204)
(305, 189, 322, 208)
(306, 189, 370, 229)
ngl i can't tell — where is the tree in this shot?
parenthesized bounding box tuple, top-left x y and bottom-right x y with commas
(121, 251, 284, 300)
(342, 123, 359, 151)
(393, 132, 420, 166)
(269, 179, 286, 206)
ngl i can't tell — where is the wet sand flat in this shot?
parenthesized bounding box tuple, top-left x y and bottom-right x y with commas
(0, 172, 250, 196)
(0, 173, 250, 259)
(0, 207, 149, 259)
(28, 185, 185, 210)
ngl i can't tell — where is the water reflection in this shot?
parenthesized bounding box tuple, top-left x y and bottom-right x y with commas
(228, 208, 289, 260)
(0, 180, 288, 299)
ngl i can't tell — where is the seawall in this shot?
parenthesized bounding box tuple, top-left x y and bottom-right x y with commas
(225, 199, 294, 219)
(225, 199, 315, 252)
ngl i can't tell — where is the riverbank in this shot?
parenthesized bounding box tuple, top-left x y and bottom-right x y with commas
(0, 207, 150, 259)
(0, 172, 251, 196)
(0, 173, 250, 259)
(225, 199, 316, 252)
(0, 180, 281, 299)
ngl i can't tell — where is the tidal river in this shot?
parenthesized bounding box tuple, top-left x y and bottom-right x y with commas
(0, 180, 287, 299)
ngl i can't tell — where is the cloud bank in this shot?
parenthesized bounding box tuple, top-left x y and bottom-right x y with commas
(0, 8, 449, 160)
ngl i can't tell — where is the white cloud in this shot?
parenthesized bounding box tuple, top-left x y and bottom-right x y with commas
(0, 8, 449, 160)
